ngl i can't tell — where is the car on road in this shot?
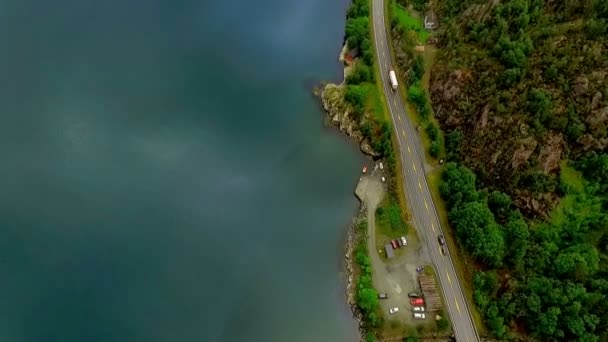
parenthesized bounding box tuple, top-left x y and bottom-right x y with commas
(378, 293, 389, 299)
(438, 235, 446, 245)
(389, 307, 399, 314)
(413, 313, 426, 320)
(440, 245, 448, 255)
(408, 292, 420, 298)
(400, 236, 407, 246)
(412, 306, 426, 312)
(390, 240, 398, 249)
(410, 298, 425, 306)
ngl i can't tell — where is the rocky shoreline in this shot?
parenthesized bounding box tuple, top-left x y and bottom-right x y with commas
(317, 45, 381, 159)
(344, 205, 367, 337)
(317, 45, 376, 341)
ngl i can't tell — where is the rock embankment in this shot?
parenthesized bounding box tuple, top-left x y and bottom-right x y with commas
(344, 206, 366, 335)
(317, 45, 381, 158)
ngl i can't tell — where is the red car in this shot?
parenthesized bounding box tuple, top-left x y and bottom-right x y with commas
(391, 240, 398, 249)
(410, 298, 425, 306)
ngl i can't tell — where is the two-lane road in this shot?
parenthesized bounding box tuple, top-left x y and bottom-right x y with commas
(370, 1, 479, 341)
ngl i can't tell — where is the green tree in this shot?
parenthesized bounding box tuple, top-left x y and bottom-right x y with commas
(407, 82, 426, 109)
(503, 210, 530, 269)
(537, 306, 562, 338)
(345, 17, 369, 50)
(347, 0, 369, 19)
(430, 141, 440, 158)
(410, 54, 425, 83)
(344, 85, 368, 121)
(357, 287, 378, 311)
(445, 129, 463, 161)
(527, 88, 552, 127)
(440, 162, 479, 209)
(346, 63, 373, 84)
(488, 191, 512, 222)
(449, 201, 505, 266)
(425, 122, 439, 141)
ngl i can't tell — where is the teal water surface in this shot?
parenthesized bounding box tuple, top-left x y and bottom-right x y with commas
(0, 0, 365, 341)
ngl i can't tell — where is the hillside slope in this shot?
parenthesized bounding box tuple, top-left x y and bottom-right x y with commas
(430, 0, 607, 217)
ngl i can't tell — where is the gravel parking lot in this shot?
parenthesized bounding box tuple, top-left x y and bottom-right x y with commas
(355, 173, 432, 325)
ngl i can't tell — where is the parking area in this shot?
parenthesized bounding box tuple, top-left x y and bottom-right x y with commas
(355, 172, 433, 326)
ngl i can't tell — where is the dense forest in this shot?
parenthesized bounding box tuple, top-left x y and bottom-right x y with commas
(420, 0, 608, 341)
(430, 0, 607, 217)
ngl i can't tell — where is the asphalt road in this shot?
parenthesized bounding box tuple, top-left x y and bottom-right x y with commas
(370, 1, 480, 341)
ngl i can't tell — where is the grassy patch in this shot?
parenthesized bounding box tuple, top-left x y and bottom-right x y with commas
(363, 83, 387, 121)
(559, 160, 585, 194)
(375, 196, 410, 258)
(392, 4, 429, 44)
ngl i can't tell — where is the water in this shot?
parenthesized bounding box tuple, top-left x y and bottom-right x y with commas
(0, 0, 364, 341)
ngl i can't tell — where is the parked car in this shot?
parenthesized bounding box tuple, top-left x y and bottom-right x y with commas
(400, 236, 407, 246)
(416, 266, 424, 272)
(413, 313, 426, 320)
(410, 298, 425, 306)
(396, 239, 402, 248)
(438, 235, 446, 245)
(390, 240, 398, 249)
(440, 245, 448, 255)
(408, 292, 420, 298)
(389, 307, 399, 314)
(412, 306, 426, 312)
(378, 293, 389, 299)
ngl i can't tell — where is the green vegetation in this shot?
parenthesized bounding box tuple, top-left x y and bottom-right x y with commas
(355, 240, 381, 328)
(376, 202, 407, 234)
(342, 1, 411, 339)
(429, 0, 608, 216)
(439, 155, 608, 341)
(415, 3, 608, 339)
(388, 1, 442, 159)
(344, 0, 396, 170)
(391, 3, 429, 44)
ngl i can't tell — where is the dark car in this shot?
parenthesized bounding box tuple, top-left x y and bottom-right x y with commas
(441, 245, 448, 255)
(408, 292, 420, 298)
(438, 235, 446, 245)
(378, 293, 389, 299)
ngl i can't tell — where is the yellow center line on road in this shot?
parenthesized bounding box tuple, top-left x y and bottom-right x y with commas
(412, 163, 417, 172)
(393, 98, 398, 107)
(455, 298, 461, 314)
(446, 272, 452, 284)
(398, 114, 401, 121)
(417, 180, 422, 189)
(431, 223, 436, 232)
(407, 145, 411, 154)
(401, 129, 406, 138)
(424, 200, 429, 211)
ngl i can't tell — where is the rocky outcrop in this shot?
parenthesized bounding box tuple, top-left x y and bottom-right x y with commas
(320, 83, 381, 158)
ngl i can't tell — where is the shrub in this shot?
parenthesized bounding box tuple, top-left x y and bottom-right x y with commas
(430, 140, 440, 158)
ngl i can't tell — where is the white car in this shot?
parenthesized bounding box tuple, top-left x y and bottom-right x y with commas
(400, 236, 407, 246)
(389, 307, 399, 314)
(413, 313, 426, 319)
(412, 306, 425, 312)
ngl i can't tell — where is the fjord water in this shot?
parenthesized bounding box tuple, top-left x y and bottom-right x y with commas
(0, 0, 363, 341)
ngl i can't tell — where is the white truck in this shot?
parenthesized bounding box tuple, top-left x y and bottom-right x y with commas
(389, 69, 398, 90)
